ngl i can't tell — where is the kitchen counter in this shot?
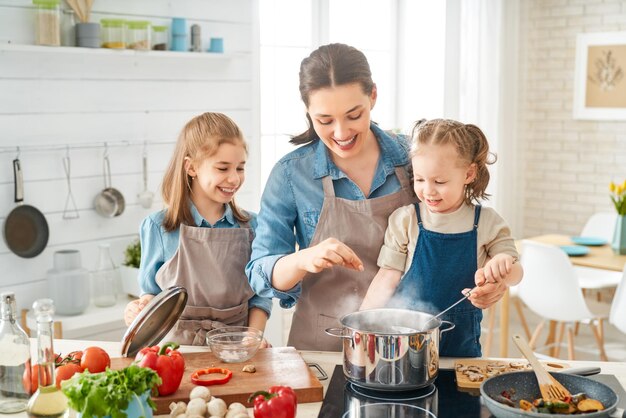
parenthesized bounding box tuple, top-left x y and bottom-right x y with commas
(25, 339, 626, 417)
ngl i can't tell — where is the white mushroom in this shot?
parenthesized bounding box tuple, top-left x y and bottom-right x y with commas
(186, 398, 207, 417)
(169, 401, 187, 418)
(207, 397, 228, 417)
(228, 403, 247, 413)
(189, 386, 211, 401)
(225, 409, 249, 418)
(226, 413, 250, 418)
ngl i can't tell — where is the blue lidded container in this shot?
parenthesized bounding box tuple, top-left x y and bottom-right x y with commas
(171, 17, 187, 51)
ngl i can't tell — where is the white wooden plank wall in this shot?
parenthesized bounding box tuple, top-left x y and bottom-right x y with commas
(0, 0, 261, 314)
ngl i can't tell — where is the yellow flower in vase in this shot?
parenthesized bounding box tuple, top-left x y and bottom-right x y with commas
(610, 179, 626, 255)
(610, 180, 626, 216)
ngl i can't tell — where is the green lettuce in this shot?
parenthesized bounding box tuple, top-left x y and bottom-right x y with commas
(61, 365, 161, 418)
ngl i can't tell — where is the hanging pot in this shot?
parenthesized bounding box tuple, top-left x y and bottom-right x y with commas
(3, 159, 49, 258)
(325, 308, 454, 391)
(94, 155, 125, 217)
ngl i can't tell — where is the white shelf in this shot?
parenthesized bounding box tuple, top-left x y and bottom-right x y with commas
(0, 42, 241, 59)
(26, 296, 131, 341)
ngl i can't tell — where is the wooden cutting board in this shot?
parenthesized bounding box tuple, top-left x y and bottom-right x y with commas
(110, 347, 323, 415)
(454, 358, 570, 389)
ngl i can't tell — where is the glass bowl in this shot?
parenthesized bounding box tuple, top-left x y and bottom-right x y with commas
(206, 326, 263, 363)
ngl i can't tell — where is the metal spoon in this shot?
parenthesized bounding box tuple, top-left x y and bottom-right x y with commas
(137, 152, 154, 209)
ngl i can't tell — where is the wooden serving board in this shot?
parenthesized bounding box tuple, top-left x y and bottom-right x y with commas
(454, 358, 570, 389)
(110, 347, 323, 415)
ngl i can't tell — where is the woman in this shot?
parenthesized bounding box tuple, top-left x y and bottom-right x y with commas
(246, 43, 415, 351)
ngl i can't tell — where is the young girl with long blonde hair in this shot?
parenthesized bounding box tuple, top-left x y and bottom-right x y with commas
(124, 112, 271, 345)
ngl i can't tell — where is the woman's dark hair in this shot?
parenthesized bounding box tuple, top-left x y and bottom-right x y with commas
(291, 43, 375, 145)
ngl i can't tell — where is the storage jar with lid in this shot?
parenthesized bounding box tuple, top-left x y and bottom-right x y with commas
(126, 20, 151, 50)
(101, 18, 125, 49)
(151, 25, 168, 50)
(33, 0, 61, 46)
(46, 249, 90, 315)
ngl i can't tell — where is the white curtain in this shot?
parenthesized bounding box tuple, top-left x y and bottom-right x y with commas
(445, 0, 522, 236)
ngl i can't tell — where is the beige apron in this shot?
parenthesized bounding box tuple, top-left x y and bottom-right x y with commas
(288, 167, 418, 351)
(156, 222, 255, 345)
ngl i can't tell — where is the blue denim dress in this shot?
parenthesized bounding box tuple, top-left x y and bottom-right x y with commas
(395, 204, 483, 357)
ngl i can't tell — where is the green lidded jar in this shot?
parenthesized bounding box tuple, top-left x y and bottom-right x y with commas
(33, 0, 61, 46)
(126, 20, 151, 50)
(151, 25, 168, 51)
(101, 18, 125, 49)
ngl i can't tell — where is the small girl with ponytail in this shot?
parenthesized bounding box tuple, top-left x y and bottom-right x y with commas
(361, 118, 523, 357)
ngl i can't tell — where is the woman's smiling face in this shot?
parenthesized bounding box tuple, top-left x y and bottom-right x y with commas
(307, 82, 377, 161)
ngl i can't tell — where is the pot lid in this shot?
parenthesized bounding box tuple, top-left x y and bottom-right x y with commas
(120, 286, 188, 357)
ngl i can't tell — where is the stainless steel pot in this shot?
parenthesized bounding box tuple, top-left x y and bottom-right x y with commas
(326, 308, 454, 391)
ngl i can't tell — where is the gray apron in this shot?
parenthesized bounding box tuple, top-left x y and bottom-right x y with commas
(288, 167, 418, 351)
(156, 222, 255, 345)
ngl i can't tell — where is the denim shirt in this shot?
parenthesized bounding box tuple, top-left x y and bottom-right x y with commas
(246, 123, 411, 309)
(138, 202, 272, 315)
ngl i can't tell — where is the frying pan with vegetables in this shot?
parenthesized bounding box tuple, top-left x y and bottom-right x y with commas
(480, 371, 619, 418)
(3, 159, 49, 258)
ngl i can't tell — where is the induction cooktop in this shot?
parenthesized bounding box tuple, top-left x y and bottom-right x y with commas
(318, 365, 626, 418)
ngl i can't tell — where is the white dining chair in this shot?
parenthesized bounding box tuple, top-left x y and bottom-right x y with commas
(609, 266, 626, 334)
(518, 240, 610, 361)
(576, 212, 621, 298)
(580, 212, 617, 241)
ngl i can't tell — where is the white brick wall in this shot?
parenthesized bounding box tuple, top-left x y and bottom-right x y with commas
(519, 0, 626, 237)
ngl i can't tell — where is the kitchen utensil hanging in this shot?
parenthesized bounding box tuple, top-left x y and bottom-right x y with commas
(62, 149, 80, 219)
(3, 155, 50, 258)
(93, 145, 125, 218)
(137, 142, 154, 209)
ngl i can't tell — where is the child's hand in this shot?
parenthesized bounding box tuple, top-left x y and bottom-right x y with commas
(124, 294, 154, 326)
(299, 238, 364, 273)
(475, 254, 515, 286)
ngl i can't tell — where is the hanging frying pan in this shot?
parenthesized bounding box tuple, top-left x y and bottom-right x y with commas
(3, 158, 49, 258)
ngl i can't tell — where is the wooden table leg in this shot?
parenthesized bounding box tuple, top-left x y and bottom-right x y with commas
(499, 289, 510, 357)
(546, 320, 558, 357)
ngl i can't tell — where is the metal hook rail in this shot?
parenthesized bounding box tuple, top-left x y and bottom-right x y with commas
(0, 139, 176, 155)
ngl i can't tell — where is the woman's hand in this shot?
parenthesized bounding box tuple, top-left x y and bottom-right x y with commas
(124, 294, 155, 325)
(298, 238, 364, 273)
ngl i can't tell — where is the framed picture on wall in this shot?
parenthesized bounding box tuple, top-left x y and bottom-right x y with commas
(573, 31, 626, 120)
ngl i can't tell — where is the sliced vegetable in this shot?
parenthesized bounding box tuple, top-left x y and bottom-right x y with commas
(190, 367, 233, 386)
(135, 342, 185, 396)
(248, 385, 297, 418)
(577, 398, 605, 412)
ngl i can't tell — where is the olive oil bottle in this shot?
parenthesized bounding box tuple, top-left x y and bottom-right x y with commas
(26, 299, 68, 418)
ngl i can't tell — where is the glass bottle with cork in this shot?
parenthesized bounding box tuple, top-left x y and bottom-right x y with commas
(26, 299, 68, 418)
(0, 292, 31, 413)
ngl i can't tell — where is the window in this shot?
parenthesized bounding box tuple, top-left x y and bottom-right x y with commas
(259, 1, 446, 187)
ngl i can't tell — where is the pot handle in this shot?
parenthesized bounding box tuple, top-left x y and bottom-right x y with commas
(325, 327, 351, 339)
(439, 320, 455, 334)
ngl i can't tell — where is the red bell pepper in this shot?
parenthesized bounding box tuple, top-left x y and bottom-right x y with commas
(190, 367, 232, 386)
(248, 386, 297, 418)
(135, 342, 185, 396)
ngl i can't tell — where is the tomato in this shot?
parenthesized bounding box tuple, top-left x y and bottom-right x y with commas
(55, 363, 83, 388)
(80, 346, 110, 373)
(23, 363, 52, 394)
(57, 350, 83, 367)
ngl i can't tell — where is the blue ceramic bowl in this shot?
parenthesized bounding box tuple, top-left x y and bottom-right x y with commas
(77, 391, 152, 418)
